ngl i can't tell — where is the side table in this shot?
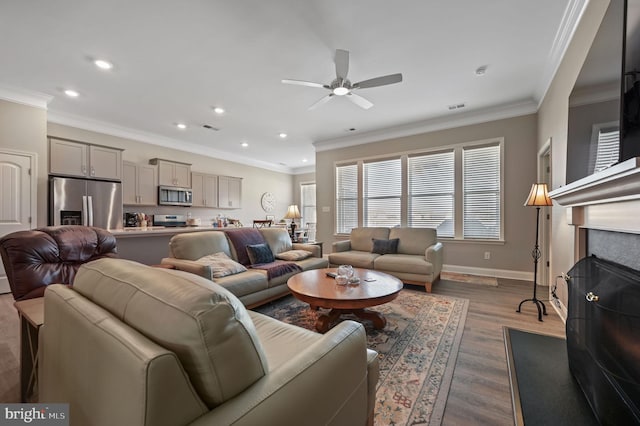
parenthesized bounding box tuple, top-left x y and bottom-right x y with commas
(14, 297, 44, 402)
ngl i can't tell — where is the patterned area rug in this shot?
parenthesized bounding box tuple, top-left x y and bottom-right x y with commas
(254, 289, 469, 426)
(441, 271, 498, 286)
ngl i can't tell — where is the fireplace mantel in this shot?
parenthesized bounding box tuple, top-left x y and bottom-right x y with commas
(549, 157, 640, 207)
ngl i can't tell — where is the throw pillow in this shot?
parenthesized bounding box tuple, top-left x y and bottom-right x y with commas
(246, 243, 275, 265)
(196, 252, 247, 278)
(275, 249, 312, 261)
(371, 238, 400, 255)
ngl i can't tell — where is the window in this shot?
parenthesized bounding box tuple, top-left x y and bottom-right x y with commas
(336, 164, 358, 234)
(593, 127, 619, 172)
(364, 159, 401, 227)
(334, 138, 503, 240)
(300, 183, 316, 227)
(463, 144, 501, 239)
(408, 151, 455, 237)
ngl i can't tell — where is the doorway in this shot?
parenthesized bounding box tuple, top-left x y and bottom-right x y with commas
(538, 140, 552, 286)
(0, 150, 37, 294)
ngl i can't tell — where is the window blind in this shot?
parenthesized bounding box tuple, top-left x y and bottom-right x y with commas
(336, 164, 358, 233)
(594, 128, 619, 172)
(408, 151, 455, 237)
(463, 144, 500, 239)
(364, 158, 401, 227)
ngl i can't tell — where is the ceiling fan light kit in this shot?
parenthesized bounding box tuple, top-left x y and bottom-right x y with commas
(282, 49, 403, 110)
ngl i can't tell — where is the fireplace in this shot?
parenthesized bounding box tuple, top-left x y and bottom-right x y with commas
(565, 232, 640, 425)
(548, 158, 640, 424)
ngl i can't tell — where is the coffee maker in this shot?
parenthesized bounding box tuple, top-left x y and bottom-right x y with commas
(124, 213, 139, 227)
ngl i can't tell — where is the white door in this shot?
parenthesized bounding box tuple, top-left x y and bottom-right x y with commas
(0, 151, 35, 294)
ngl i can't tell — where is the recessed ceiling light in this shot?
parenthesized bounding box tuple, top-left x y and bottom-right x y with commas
(302, 158, 308, 163)
(213, 107, 225, 114)
(94, 59, 113, 70)
(241, 142, 248, 148)
(64, 89, 79, 98)
(176, 123, 187, 129)
(475, 65, 488, 76)
(279, 133, 287, 139)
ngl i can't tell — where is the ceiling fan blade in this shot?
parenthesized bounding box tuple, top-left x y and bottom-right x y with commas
(346, 92, 373, 109)
(282, 79, 328, 89)
(308, 94, 334, 110)
(335, 49, 349, 80)
(353, 73, 403, 89)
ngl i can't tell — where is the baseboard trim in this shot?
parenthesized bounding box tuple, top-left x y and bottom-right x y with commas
(442, 264, 533, 282)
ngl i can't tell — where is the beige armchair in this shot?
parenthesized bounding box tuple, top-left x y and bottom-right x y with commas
(39, 258, 378, 426)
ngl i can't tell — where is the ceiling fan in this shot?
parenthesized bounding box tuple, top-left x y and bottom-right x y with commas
(282, 49, 403, 110)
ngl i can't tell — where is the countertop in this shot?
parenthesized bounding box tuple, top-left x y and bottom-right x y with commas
(111, 226, 226, 237)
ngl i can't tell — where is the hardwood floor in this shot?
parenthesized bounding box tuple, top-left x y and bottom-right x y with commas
(0, 278, 564, 426)
(434, 278, 565, 426)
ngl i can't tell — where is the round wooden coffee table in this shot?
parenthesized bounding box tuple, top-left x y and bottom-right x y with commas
(287, 268, 403, 333)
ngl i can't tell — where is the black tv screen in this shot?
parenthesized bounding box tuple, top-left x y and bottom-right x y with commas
(567, 0, 640, 184)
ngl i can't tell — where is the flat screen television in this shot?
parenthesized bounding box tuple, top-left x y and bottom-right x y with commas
(567, 0, 640, 183)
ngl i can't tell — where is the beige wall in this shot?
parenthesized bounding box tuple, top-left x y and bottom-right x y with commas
(0, 100, 48, 226)
(537, 0, 610, 312)
(315, 114, 538, 277)
(47, 123, 295, 226)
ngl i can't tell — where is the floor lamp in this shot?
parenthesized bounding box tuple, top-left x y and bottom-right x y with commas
(517, 183, 553, 322)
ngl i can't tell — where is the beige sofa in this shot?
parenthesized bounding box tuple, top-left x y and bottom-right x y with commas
(39, 258, 378, 426)
(161, 227, 328, 308)
(329, 227, 443, 292)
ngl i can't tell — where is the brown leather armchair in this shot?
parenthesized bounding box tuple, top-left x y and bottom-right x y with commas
(0, 226, 117, 301)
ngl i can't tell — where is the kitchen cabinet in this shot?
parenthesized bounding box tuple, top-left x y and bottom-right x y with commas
(150, 158, 191, 187)
(191, 172, 218, 207)
(218, 176, 242, 209)
(123, 161, 157, 206)
(49, 138, 122, 180)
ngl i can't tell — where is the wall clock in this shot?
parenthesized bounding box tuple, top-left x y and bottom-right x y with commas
(261, 192, 276, 212)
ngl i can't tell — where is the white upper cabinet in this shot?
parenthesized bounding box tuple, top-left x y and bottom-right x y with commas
(150, 158, 191, 187)
(218, 175, 242, 209)
(191, 172, 218, 208)
(123, 161, 157, 206)
(49, 138, 122, 180)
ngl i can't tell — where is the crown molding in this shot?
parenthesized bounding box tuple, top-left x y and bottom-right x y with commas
(535, 0, 589, 105)
(290, 165, 316, 175)
(313, 99, 537, 152)
(0, 84, 53, 109)
(569, 81, 619, 107)
(47, 111, 294, 174)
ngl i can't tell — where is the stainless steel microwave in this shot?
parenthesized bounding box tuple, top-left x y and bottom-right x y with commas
(158, 186, 193, 206)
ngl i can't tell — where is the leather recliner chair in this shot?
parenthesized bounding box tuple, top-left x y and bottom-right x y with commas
(0, 225, 117, 300)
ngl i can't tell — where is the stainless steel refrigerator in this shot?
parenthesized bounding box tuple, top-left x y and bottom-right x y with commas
(49, 176, 123, 230)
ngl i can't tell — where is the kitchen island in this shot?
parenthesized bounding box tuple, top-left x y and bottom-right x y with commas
(112, 226, 227, 265)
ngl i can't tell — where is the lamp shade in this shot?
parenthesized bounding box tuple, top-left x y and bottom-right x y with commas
(284, 204, 301, 219)
(524, 183, 553, 207)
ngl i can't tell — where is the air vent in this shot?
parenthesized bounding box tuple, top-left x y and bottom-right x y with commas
(448, 103, 465, 110)
(202, 124, 219, 131)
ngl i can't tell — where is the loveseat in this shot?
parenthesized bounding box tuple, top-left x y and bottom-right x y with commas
(160, 227, 328, 308)
(328, 227, 443, 292)
(39, 258, 378, 426)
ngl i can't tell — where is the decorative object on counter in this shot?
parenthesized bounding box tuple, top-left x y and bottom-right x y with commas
(228, 218, 242, 227)
(284, 204, 301, 241)
(517, 183, 553, 322)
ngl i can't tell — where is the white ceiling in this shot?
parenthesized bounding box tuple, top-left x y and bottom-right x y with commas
(0, 0, 583, 174)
